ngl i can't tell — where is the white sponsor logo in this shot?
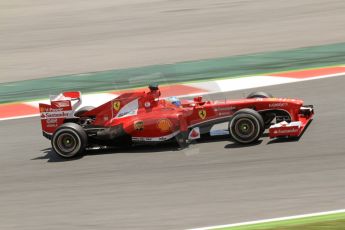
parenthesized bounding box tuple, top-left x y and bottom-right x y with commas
(41, 111, 72, 119)
(214, 107, 236, 112)
(274, 128, 299, 134)
(132, 137, 154, 141)
(132, 131, 179, 142)
(42, 107, 63, 112)
(269, 103, 288, 108)
(47, 118, 57, 124)
(53, 101, 70, 108)
(218, 112, 232, 116)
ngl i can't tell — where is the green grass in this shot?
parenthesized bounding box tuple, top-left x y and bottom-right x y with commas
(214, 212, 345, 230)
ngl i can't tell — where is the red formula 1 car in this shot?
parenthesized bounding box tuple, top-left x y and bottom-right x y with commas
(39, 84, 314, 158)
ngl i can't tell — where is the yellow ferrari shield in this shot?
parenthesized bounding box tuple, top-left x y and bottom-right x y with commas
(198, 109, 207, 119)
(113, 101, 121, 111)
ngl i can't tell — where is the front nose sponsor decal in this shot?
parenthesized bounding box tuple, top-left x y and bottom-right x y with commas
(269, 102, 288, 108)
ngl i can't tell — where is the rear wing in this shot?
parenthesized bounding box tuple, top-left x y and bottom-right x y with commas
(39, 91, 81, 139)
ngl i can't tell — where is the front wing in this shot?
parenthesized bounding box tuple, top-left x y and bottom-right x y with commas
(269, 106, 314, 138)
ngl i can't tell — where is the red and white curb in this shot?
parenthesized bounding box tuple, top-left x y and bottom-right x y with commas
(1, 66, 345, 121)
(0, 84, 207, 121)
(188, 208, 345, 230)
(190, 66, 345, 92)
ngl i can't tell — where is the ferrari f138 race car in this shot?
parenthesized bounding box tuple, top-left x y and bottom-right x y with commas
(39, 84, 314, 158)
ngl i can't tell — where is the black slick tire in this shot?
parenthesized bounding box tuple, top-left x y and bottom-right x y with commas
(229, 109, 264, 144)
(51, 123, 88, 158)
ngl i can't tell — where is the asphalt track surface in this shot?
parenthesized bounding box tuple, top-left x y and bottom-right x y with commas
(1, 0, 345, 82)
(0, 76, 345, 230)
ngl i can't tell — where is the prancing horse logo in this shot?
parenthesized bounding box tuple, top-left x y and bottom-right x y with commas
(113, 101, 121, 111)
(198, 109, 207, 119)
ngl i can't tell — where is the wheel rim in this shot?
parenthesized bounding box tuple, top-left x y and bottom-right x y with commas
(234, 118, 255, 138)
(56, 133, 78, 156)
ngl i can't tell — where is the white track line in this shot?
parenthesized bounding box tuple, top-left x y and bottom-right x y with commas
(0, 92, 210, 122)
(292, 71, 345, 81)
(187, 76, 297, 93)
(0, 114, 39, 121)
(24, 93, 118, 108)
(187, 72, 345, 94)
(2, 71, 345, 122)
(188, 209, 345, 230)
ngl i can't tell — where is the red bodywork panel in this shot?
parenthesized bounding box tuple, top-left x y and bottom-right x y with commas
(39, 100, 73, 135)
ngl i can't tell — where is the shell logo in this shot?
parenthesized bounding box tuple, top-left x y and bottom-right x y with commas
(157, 119, 172, 132)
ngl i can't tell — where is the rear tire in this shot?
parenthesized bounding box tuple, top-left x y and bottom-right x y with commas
(229, 109, 264, 144)
(51, 123, 88, 158)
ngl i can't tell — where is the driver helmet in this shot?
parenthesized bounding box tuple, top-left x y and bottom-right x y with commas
(166, 96, 181, 107)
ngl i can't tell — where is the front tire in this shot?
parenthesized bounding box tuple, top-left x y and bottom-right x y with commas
(247, 92, 274, 127)
(51, 123, 88, 158)
(246, 91, 273, 99)
(229, 109, 264, 144)
(175, 132, 188, 148)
